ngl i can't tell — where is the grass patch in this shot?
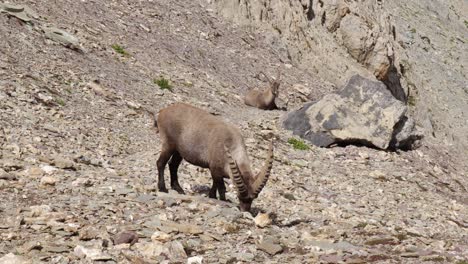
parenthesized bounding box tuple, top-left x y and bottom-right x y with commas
(409, 28, 416, 34)
(407, 95, 416, 106)
(154, 77, 173, 91)
(56, 98, 65, 106)
(288, 138, 310, 150)
(464, 20, 468, 28)
(111, 44, 129, 56)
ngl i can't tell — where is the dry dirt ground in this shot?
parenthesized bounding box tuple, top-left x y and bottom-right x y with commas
(1, 0, 467, 263)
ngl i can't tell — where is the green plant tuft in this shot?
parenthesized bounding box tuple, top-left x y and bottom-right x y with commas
(288, 138, 310, 150)
(111, 44, 129, 56)
(408, 95, 416, 106)
(154, 77, 173, 91)
(56, 98, 65, 106)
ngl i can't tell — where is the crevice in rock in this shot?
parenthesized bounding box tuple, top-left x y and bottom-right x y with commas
(388, 115, 423, 151)
(382, 63, 407, 102)
(306, 0, 315, 21)
(332, 138, 382, 150)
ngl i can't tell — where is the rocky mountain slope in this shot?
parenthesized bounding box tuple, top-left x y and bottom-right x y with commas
(0, 0, 467, 263)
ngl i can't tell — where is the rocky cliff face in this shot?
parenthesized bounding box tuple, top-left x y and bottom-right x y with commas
(0, 0, 467, 263)
(210, 0, 468, 151)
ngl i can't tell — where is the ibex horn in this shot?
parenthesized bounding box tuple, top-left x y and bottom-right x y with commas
(225, 145, 248, 197)
(258, 71, 272, 85)
(252, 141, 274, 197)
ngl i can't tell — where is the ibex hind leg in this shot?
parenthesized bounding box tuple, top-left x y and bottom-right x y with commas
(169, 151, 185, 194)
(157, 145, 174, 193)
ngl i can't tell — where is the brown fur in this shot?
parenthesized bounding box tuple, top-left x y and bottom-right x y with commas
(155, 103, 273, 211)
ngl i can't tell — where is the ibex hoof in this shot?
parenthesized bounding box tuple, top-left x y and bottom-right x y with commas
(172, 186, 185, 194)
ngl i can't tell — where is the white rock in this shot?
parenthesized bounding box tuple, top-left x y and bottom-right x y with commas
(40, 176, 58, 186)
(73, 245, 112, 261)
(187, 256, 203, 264)
(40, 165, 58, 174)
(0, 253, 31, 264)
(254, 213, 272, 228)
(151, 231, 171, 242)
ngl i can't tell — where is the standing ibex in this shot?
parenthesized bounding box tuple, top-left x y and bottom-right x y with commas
(154, 103, 273, 212)
(244, 70, 281, 110)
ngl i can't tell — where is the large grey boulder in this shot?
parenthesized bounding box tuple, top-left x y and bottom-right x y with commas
(283, 75, 422, 150)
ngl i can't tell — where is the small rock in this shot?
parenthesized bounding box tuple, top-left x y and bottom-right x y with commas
(187, 256, 203, 264)
(365, 237, 398, 246)
(0, 253, 31, 264)
(27, 167, 44, 178)
(79, 227, 100, 241)
(169, 241, 187, 260)
(160, 220, 203, 235)
(40, 176, 58, 186)
(257, 239, 283, 255)
(0, 180, 8, 189)
(151, 231, 171, 242)
(73, 245, 113, 261)
(53, 156, 76, 170)
(72, 178, 93, 187)
(30, 205, 51, 217)
(113, 231, 139, 245)
(18, 241, 42, 254)
(40, 165, 58, 174)
(0, 169, 16, 180)
(44, 245, 71, 253)
(135, 241, 168, 259)
(254, 213, 272, 228)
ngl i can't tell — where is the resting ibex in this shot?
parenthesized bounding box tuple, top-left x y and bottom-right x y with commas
(154, 103, 274, 212)
(244, 70, 281, 110)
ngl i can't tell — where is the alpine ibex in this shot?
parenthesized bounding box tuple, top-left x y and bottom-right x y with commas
(154, 103, 274, 212)
(244, 70, 281, 110)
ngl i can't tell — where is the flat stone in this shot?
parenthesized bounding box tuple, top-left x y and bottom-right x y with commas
(257, 240, 283, 255)
(113, 231, 139, 245)
(44, 245, 71, 253)
(0, 169, 16, 180)
(135, 194, 156, 203)
(0, 253, 31, 264)
(74, 245, 113, 261)
(160, 220, 203, 235)
(365, 237, 398, 246)
(135, 241, 168, 259)
(53, 156, 76, 170)
(168, 241, 187, 260)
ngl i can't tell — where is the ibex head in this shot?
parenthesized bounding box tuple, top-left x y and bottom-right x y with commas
(225, 142, 274, 212)
(260, 69, 281, 97)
